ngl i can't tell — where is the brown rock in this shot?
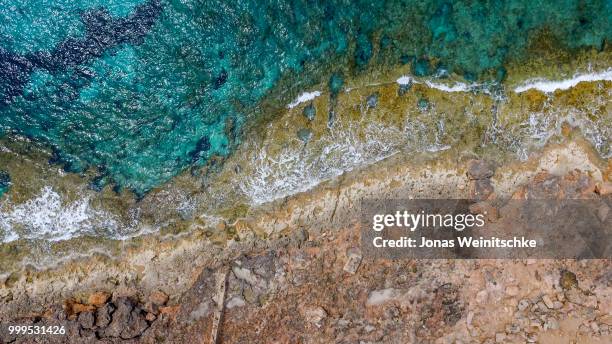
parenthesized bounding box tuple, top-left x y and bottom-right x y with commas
(159, 305, 180, 316)
(149, 291, 169, 306)
(511, 187, 527, 200)
(95, 303, 114, 328)
(145, 312, 157, 322)
(235, 219, 253, 240)
(467, 160, 495, 180)
(469, 179, 495, 201)
(302, 305, 327, 328)
(88, 291, 111, 307)
(216, 221, 227, 231)
(103, 297, 149, 339)
(597, 204, 609, 222)
(78, 311, 95, 329)
(559, 270, 578, 290)
(66, 301, 95, 316)
(561, 122, 572, 137)
(469, 202, 498, 222)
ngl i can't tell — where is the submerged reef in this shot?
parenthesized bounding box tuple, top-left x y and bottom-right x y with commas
(0, 0, 610, 193)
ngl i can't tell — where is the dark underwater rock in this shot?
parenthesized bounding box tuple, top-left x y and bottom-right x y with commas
(0, 171, 10, 196)
(303, 103, 316, 121)
(297, 128, 313, 143)
(366, 93, 378, 109)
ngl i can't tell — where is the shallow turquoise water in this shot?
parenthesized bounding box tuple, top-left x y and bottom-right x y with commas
(0, 0, 610, 194)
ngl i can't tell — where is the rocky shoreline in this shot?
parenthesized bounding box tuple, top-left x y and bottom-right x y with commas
(1, 53, 611, 342)
(1, 136, 610, 342)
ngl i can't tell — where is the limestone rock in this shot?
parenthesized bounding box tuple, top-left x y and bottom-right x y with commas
(541, 295, 554, 309)
(343, 248, 362, 274)
(303, 305, 327, 328)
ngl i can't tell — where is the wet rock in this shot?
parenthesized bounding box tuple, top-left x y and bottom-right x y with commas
(297, 128, 313, 143)
(0, 170, 10, 195)
(398, 82, 412, 96)
(366, 93, 378, 108)
(467, 160, 495, 180)
(303, 103, 316, 121)
(417, 98, 429, 111)
(329, 73, 344, 96)
(78, 311, 95, 329)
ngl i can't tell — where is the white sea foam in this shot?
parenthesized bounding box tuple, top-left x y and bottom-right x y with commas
(514, 69, 612, 93)
(424, 80, 471, 93)
(396, 75, 413, 85)
(287, 91, 321, 108)
(0, 187, 118, 243)
(239, 121, 403, 205)
(397, 75, 488, 94)
(238, 103, 458, 205)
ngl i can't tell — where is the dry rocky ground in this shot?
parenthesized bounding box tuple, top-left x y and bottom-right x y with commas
(1, 143, 610, 343)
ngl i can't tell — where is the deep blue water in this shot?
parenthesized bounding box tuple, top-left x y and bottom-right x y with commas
(0, 0, 610, 194)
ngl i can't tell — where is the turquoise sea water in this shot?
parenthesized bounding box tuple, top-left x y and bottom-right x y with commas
(0, 0, 610, 194)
